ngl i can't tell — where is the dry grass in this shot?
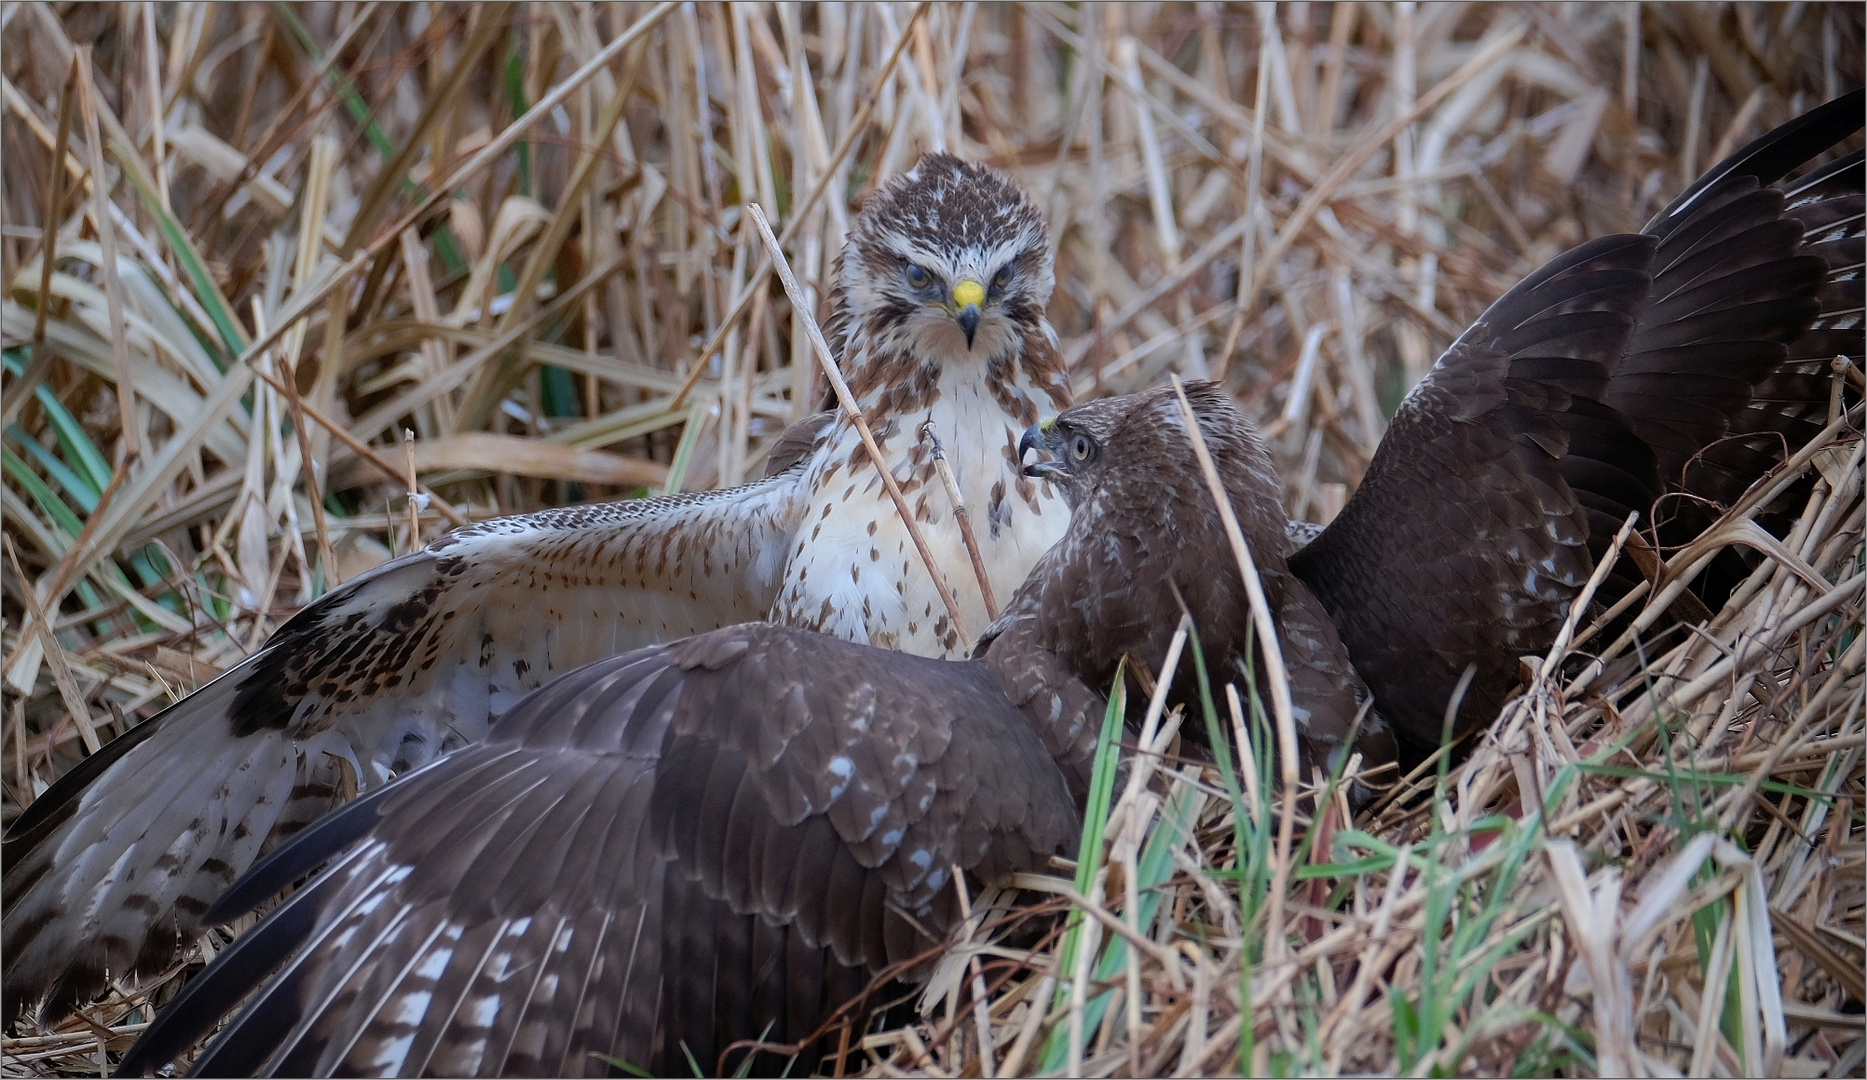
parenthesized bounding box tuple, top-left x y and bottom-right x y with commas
(1, 3, 1861, 1076)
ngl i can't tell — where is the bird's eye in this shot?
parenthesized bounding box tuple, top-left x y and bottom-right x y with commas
(992, 266, 1013, 291)
(1070, 433, 1094, 461)
(905, 264, 931, 288)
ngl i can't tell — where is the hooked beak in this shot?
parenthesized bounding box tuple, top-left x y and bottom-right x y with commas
(1019, 420, 1064, 479)
(952, 279, 984, 348)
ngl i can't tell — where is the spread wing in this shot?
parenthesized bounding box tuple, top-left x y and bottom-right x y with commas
(1292, 92, 1862, 743)
(1637, 142, 1866, 601)
(3, 471, 809, 1027)
(117, 625, 1080, 1078)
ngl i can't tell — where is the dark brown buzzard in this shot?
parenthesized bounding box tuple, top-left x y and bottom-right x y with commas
(1288, 89, 1863, 744)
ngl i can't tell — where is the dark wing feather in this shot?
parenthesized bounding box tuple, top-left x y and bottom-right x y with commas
(1294, 93, 1862, 744)
(1273, 577, 1395, 803)
(1292, 236, 1654, 742)
(1665, 146, 1865, 602)
(4, 474, 809, 1028)
(119, 625, 1080, 1078)
(1629, 100, 1862, 605)
(1643, 91, 1864, 237)
(763, 411, 836, 477)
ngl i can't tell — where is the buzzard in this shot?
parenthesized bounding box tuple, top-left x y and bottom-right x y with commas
(94, 88, 1867, 1069)
(3, 154, 1074, 1026)
(116, 382, 1376, 1078)
(1015, 391, 1392, 790)
(1287, 90, 1863, 744)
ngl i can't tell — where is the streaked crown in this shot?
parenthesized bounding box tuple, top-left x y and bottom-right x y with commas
(830, 153, 1055, 372)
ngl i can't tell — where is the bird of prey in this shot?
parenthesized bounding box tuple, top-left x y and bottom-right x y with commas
(1288, 90, 1863, 744)
(87, 94, 1867, 1075)
(1015, 392, 1395, 790)
(116, 382, 1380, 1078)
(3, 153, 1074, 1027)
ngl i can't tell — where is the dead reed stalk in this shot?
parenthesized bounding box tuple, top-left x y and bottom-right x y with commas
(2, 4, 1859, 1075)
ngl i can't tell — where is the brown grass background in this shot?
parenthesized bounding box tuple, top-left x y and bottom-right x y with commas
(1, 3, 1862, 1075)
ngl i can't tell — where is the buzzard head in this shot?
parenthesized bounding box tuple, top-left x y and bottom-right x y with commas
(1019, 380, 1292, 590)
(1020, 382, 1280, 508)
(1007, 382, 1295, 727)
(1016, 410, 1114, 507)
(838, 153, 1052, 360)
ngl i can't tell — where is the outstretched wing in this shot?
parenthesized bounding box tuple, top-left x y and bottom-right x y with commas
(117, 625, 1080, 1078)
(1639, 141, 1866, 602)
(4, 471, 808, 1027)
(1293, 92, 1861, 744)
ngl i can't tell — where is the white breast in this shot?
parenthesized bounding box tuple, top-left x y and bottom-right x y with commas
(772, 359, 1068, 658)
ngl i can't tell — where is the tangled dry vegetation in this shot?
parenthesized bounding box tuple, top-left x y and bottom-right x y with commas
(1, 3, 1861, 1076)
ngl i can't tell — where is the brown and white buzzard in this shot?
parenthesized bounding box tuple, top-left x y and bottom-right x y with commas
(93, 88, 1867, 1070)
(3, 154, 1074, 1027)
(113, 383, 1359, 1078)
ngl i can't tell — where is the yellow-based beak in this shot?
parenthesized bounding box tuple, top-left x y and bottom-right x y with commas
(1019, 418, 1063, 479)
(952, 279, 985, 348)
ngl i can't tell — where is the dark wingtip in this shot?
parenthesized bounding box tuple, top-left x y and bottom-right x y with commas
(1649, 89, 1865, 231)
(115, 882, 330, 1077)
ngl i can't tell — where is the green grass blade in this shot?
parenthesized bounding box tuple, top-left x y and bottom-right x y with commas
(110, 143, 247, 358)
(1186, 624, 1255, 1071)
(1039, 664, 1128, 1070)
(5, 351, 113, 492)
(503, 42, 534, 195)
(270, 3, 398, 159)
(7, 425, 98, 513)
(3, 445, 84, 537)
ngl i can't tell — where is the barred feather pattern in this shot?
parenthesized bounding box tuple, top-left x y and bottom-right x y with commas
(118, 628, 1086, 1077)
(3, 468, 808, 1027)
(117, 386, 1369, 1078)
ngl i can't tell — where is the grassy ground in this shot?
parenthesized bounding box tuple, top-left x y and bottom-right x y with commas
(1, 3, 1861, 1075)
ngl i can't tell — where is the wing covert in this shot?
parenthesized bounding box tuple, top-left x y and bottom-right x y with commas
(1292, 236, 1660, 742)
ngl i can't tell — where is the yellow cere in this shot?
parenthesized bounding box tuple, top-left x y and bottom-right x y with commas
(952, 278, 985, 310)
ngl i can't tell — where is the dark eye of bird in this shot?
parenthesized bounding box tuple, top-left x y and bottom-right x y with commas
(1071, 433, 1093, 461)
(906, 264, 931, 288)
(992, 266, 1013, 291)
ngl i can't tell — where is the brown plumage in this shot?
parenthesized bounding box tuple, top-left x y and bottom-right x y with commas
(3, 152, 1073, 1028)
(1288, 91, 1862, 744)
(1014, 383, 1395, 788)
(117, 384, 1331, 1078)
